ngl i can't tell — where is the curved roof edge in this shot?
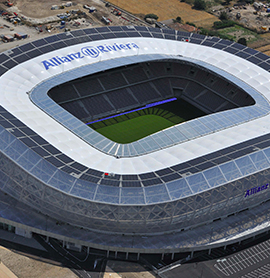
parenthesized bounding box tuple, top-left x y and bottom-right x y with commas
(30, 53, 269, 158)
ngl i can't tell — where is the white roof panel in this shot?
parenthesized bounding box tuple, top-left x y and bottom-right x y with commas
(1, 37, 270, 174)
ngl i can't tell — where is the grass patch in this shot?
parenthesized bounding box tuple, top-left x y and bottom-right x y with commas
(95, 114, 178, 143)
(90, 99, 205, 143)
(216, 25, 260, 43)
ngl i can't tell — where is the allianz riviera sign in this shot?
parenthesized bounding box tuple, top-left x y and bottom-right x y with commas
(41, 42, 140, 70)
(245, 183, 269, 198)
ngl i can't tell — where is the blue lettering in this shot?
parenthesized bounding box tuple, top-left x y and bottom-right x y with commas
(67, 54, 75, 61)
(41, 60, 56, 70)
(97, 45, 108, 53)
(52, 57, 61, 65)
(114, 43, 122, 50)
(245, 183, 269, 197)
(119, 44, 128, 50)
(81, 47, 99, 58)
(62, 56, 72, 62)
(131, 42, 139, 49)
(106, 45, 117, 51)
(49, 59, 59, 66)
(42, 42, 140, 70)
(68, 52, 84, 59)
(56, 56, 65, 63)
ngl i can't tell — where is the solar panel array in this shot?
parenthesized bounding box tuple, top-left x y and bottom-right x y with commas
(1, 26, 270, 202)
(1, 26, 270, 75)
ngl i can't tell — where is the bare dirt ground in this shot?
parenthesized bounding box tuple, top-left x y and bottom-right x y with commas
(0, 246, 77, 278)
(8, 0, 217, 29)
(88, 0, 218, 29)
(0, 0, 146, 26)
(10, 0, 104, 19)
(0, 261, 17, 278)
(253, 42, 270, 55)
(105, 260, 156, 278)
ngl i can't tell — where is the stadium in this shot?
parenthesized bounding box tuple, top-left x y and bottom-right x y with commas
(1, 25, 270, 258)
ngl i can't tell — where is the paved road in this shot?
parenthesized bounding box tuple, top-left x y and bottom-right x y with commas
(35, 235, 105, 278)
(158, 234, 270, 278)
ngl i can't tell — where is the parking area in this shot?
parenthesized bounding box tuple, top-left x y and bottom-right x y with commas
(214, 239, 270, 276)
(241, 263, 270, 278)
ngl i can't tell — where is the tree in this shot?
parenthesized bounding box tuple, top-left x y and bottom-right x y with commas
(219, 11, 228, 20)
(237, 37, 247, 46)
(193, 0, 206, 10)
(213, 20, 234, 29)
(144, 14, 159, 20)
(186, 21, 196, 27)
(225, 0, 232, 5)
(176, 16, 182, 23)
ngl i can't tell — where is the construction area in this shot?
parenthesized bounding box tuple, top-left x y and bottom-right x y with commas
(0, 0, 149, 52)
(210, 1, 270, 54)
(212, 2, 270, 33)
(2, 0, 270, 53)
(0, 0, 148, 26)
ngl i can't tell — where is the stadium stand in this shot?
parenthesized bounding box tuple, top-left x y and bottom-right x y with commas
(106, 88, 139, 109)
(49, 61, 254, 123)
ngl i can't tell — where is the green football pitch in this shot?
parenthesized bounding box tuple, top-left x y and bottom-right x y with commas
(90, 99, 205, 144)
(96, 114, 176, 143)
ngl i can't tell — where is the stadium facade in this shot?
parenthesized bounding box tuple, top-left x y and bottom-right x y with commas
(1, 26, 270, 256)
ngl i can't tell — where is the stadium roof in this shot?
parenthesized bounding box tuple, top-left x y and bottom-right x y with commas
(1, 27, 270, 205)
(1, 34, 270, 177)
